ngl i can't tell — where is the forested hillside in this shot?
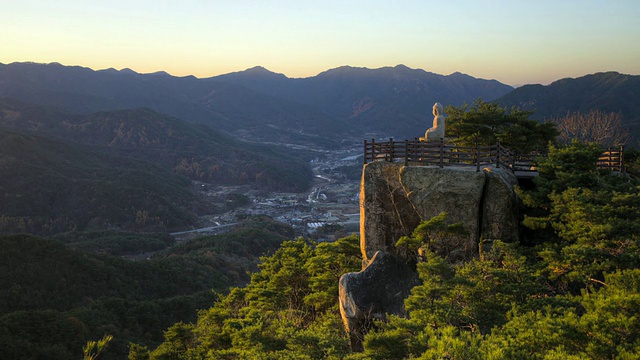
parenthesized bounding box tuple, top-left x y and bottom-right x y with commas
(0, 130, 198, 234)
(0, 216, 292, 359)
(140, 143, 640, 359)
(0, 98, 312, 191)
(0, 98, 313, 234)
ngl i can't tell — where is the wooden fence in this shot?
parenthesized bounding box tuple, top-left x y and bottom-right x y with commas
(597, 147, 625, 172)
(363, 138, 625, 174)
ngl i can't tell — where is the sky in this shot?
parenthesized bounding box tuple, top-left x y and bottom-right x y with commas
(2, 0, 639, 86)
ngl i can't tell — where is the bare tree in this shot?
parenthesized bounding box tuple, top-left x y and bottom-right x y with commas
(550, 110, 630, 146)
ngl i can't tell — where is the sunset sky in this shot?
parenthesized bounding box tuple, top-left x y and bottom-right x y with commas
(3, 0, 639, 86)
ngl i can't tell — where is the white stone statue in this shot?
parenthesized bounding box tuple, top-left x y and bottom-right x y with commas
(421, 102, 445, 142)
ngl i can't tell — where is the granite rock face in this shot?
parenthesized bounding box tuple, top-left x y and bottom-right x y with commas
(399, 166, 487, 261)
(481, 167, 520, 243)
(359, 161, 519, 263)
(358, 162, 421, 265)
(340, 162, 520, 350)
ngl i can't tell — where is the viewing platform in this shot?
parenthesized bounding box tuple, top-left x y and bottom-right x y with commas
(363, 138, 625, 178)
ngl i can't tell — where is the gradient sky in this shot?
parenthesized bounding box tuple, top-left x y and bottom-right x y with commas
(3, 0, 639, 86)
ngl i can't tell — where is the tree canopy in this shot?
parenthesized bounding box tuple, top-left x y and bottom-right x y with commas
(146, 236, 362, 359)
(445, 99, 558, 154)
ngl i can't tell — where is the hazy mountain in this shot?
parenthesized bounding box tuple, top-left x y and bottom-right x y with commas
(212, 64, 515, 139)
(0, 62, 512, 144)
(0, 62, 348, 147)
(6, 62, 636, 146)
(496, 71, 640, 141)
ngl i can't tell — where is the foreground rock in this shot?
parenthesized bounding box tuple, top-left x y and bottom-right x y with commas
(339, 250, 420, 351)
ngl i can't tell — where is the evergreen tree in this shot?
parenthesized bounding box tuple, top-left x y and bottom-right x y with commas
(445, 99, 557, 154)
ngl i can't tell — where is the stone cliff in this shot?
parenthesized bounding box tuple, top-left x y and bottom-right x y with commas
(340, 161, 520, 349)
(359, 161, 519, 264)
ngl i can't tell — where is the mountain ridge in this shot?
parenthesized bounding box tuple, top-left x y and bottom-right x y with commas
(0, 61, 514, 141)
(0, 62, 349, 146)
(496, 71, 640, 140)
(1, 62, 637, 143)
(210, 63, 514, 139)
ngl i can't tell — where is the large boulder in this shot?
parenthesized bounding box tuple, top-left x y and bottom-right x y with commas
(339, 250, 420, 351)
(360, 162, 519, 263)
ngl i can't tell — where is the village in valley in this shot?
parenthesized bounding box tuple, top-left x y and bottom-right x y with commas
(173, 146, 364, 242)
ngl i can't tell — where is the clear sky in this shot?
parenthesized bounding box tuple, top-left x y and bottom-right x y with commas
(3, 0, 639, 86)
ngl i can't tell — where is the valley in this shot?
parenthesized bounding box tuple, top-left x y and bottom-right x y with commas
(174, 145, 363, 242)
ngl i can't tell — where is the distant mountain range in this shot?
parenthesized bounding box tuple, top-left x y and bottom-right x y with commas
(496, 71, 640, 141)
(212, 65, 514, 139)
(2, 62, 637, 145)
(0, 62, 514, 143)
(0, 62, 346, 147)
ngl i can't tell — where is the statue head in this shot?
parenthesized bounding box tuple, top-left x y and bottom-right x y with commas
(433, 102, 443, 117)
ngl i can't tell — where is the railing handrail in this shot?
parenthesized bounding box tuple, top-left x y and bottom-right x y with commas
(364, 139, 625, 174)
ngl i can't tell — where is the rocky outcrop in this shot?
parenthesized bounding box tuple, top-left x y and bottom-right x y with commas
(398, 166, 487, 261)
(358, 162, 422, 265)
(359, 162, 519, 263)
(341, 162, 520, 350)
(339, 250, 420, 351)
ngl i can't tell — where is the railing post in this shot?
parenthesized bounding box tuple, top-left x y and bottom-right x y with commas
(389, 137, 394, 162)
(371, 138, 376, 162)
(363, 139, 368, 164)
(404, 139, 409, 166)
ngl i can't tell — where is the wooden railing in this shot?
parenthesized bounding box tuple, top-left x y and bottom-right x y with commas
(597, 147, 625, 172)
(364, 138, 625, 174)
(364, 138, 512, 171)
